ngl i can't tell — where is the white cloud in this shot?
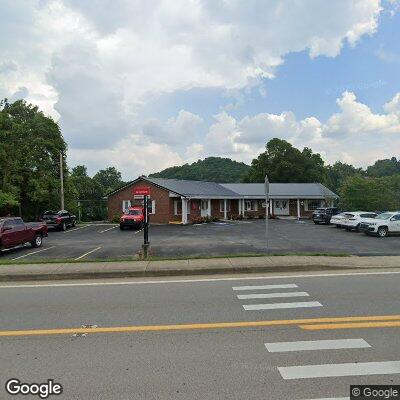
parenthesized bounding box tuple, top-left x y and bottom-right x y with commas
(1, 0, 385, 146)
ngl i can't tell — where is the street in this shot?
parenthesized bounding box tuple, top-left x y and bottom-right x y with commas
(1, 269, 400, 399)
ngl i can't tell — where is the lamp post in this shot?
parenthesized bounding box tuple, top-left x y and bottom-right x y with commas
(264, 174, 269, 252)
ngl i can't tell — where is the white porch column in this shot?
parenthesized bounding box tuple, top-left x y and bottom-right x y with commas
(224, 199, 227, 220)
(207, 199, 211, 217)
(181, 198, 188, 224)
(297, 199, 301, 220)
(238, 199, 241, 215)
(242, 199, 245, 216)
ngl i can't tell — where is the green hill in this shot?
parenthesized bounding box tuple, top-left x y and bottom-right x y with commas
(149, 157, 250, 183)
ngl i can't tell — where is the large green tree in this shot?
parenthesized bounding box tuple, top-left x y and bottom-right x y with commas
(366, 157, 400, 177)
(243, 138, 326, 183)
(93, 167, 124, 195)
(339, 175, 397, 211)
(324, 161, 364, 194)
(0, 99, 67, 220)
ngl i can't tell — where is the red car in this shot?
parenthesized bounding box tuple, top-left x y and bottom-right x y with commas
(120, 207, 145, 230)
(0, 217, 48, 251)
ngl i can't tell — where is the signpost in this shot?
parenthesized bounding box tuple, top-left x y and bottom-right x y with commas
(133, 187, 151, 258)
(264, 175, 269, 253)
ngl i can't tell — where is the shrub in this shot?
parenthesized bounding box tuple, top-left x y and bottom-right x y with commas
(247, 214, 254, 219)
(190, 216, 203, 224)
(111, 213, 122, 223)
(258, 214, 265, 219)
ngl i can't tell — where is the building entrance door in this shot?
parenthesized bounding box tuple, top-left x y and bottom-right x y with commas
(201, 200, 209, 217)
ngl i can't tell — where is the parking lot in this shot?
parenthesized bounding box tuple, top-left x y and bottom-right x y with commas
(1, 219, 400, 262)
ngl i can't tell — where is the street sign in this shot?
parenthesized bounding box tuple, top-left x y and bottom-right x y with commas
(133, 187, 151, 196)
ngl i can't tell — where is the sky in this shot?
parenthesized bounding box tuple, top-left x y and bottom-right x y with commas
(1, 0, 400, 180)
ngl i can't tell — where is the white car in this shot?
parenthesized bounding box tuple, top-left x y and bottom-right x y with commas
(359, 212, 400, 237)
(342, 211, 378, 232)
(330, 212, 348, 228)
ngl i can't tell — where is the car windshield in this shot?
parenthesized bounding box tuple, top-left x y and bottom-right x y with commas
(126, 210, 141, 215)
(377, 213, 393, 220)
(43, 211, 57, 215)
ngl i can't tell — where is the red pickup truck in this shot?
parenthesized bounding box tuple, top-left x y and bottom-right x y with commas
(0, 217, 48, 251)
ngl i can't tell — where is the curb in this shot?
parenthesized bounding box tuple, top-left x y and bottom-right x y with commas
(0, 263, 395, 282)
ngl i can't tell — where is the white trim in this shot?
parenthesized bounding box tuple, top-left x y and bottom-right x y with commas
(244, 200, 258, 212)
(149, 200, 156, 215)
(174, 199, 181, 215)
(122, 200, 131, 212)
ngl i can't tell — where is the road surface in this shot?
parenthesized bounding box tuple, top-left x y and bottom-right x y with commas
(1, 269, 400, 399)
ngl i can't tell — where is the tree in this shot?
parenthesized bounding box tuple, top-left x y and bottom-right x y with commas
(69, 166, 106, 221)
(243, 138, 326, 183)
(339, 175, 397, 211)
(93, 167, 124, 195)
(0, 99, 67, 220)
(324, 162, 363, 194)
(366, 157, 400, 177)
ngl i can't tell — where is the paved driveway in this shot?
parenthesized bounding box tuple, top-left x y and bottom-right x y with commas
(1, 219, 399, 262)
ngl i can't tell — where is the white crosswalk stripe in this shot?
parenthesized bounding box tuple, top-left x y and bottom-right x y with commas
(237, 291, 309, 300)
(278, 360, 400, 379)
(243, 301, 322, 310)
(232, 284, 298, 291)
(265, 338, 370, 352)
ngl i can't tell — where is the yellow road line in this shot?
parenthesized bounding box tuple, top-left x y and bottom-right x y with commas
(300, 321, 400, 330)
(1, 315, 400, 337)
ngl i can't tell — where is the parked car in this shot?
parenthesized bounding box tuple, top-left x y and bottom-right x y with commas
(312, 207, 341, 224)
(359, 212, 400, 237)
(330, 212, 348, 228)
(342, 211, 379, 232)
(120, 206, 145, 230)
(0, 217, 48, 251)
(41, 210, 76, 231)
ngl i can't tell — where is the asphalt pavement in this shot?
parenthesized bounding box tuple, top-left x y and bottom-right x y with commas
(1, 269, 400, 399)
(1, 219, 400, 262)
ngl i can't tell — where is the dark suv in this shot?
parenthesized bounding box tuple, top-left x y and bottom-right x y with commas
(41, 210, 77, 231)
(312, 207, 341, 225)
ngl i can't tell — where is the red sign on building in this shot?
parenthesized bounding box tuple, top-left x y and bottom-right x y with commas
(133, 187, 151, 196)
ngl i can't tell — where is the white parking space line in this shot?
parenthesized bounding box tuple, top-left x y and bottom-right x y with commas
(265, 339, 370, 353)
(243, 301, 322, 311)
(74, 246, 102, 260)
(11, 246, 56, 261)
(237, 292, 309, 300)
(134, 229, 144, 235)
(278, 361, 400, 380)
(99, 225, 118, 233)
(64, 225, 90, 234)
(232, 284, 298, 291)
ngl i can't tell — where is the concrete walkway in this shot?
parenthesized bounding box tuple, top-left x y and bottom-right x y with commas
(0, 255, 400, 281)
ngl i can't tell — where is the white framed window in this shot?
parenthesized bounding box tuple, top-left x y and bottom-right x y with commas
(304, 200, 322, 211)
(244, 200, 258, 211)
(174, 200, 182, 215)
(219, 200, 231, 212)
(122, 200, 131, 212)
(148, 200, 156, 215)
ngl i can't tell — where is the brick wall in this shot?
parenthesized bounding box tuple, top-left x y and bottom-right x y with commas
(107, 179, 171, 224)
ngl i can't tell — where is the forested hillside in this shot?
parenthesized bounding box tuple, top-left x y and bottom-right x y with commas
(149, 157, 250, 183)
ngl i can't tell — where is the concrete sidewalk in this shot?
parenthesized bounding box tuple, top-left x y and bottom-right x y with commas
(0, 255, 399, 281)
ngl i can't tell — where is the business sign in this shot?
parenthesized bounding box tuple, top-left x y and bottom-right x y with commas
(133, 187, 151, 196)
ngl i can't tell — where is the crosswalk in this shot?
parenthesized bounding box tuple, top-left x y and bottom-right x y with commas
(232, 282, 322, 311)
(231, 282, 400, 399)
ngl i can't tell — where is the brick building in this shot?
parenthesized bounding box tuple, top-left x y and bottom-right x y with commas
(106, 176, 338, 224)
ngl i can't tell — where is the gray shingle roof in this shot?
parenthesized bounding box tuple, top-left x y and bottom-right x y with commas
(221, 183, 338, 199)
(144, 177, 239, 197)
(106, 177, 338, 199)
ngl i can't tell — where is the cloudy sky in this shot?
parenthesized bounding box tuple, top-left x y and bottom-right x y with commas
(1, 0, 400, 179)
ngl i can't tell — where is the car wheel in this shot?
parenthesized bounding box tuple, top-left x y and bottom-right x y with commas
(31, 234, 43, 248)
(377, 227, 388, 238)
(336, 224, 341, 228)
(119, 225, 125, 230)
(71, 220, 76, 227)
(313, 221, 319, 224)
(355, 224, 360, 232)
(60, 222, 67, 231)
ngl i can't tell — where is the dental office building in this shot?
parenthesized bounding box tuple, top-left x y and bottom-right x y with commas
(106, 176, 338, 224)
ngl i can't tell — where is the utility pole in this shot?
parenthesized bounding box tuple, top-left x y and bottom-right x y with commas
(60, 151, 65, 210)
(264, 174, 269, 252)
